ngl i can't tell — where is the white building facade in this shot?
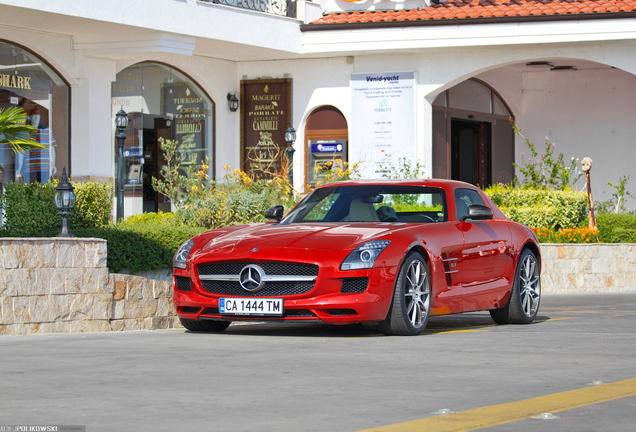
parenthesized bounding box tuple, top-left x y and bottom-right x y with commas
(1, 0, 635, 216)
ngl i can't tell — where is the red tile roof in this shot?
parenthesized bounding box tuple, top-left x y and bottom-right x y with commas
(310, 0, 636, 25)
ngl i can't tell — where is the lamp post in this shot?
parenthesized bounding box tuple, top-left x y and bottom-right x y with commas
(285, 126, 296, 198)
(115, 107, 129, 222)
(54, 167, 76, 238)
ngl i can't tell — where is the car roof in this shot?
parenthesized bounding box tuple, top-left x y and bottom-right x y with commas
(314, 178, 480, 191)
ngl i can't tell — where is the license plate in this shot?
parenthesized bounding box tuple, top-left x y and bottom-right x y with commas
(219, 298, 284, 316)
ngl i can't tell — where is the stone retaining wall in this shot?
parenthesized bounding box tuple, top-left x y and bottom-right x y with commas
(0, 238, 181, 336)
(1, 239, 634, 336)
(540, 244, 636, 293)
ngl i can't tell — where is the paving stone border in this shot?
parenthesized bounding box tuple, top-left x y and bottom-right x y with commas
(1, 239, 634, 335)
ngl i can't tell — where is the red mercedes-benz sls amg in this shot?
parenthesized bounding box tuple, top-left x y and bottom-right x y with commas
(172, 179, 541, 335)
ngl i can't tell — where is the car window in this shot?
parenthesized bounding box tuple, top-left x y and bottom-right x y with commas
(283, 185, 447, 224)
(454, 188, 484, 221)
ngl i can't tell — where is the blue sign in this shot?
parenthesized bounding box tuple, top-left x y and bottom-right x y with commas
(311, 140, 346, 154)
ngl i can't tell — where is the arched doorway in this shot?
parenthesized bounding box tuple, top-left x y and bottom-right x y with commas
(432, 79, 514, 187)
(304, 106, 348, 185)
(111, 62, 215, 215)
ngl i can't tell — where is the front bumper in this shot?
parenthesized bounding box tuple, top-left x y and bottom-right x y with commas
(173, 264, 398, 324)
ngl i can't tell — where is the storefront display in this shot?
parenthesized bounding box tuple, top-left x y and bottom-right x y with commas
(111, 62, 215, 216)
(0, 41, 69, 186)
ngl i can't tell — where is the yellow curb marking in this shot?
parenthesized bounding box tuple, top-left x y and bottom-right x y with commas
(355, 377, 636, 432)
(427, 329, 492, 334)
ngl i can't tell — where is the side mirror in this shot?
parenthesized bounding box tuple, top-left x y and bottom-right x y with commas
(265, 205, 284, 222)
(460, 204, 493, 221)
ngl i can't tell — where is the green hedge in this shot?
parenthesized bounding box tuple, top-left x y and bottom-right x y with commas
(0, 180, 210, 273)
(594, 213, 636, 243)
(484, 185, 587, 230)
(0, 221, 206, 274)
(0, 180, 113, 231)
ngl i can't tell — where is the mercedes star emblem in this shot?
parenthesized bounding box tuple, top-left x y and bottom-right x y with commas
(239, 264, 265, 292)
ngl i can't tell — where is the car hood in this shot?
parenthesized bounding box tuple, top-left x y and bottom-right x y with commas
(199, 222, 404, 253)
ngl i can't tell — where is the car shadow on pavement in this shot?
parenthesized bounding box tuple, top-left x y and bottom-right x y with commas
(183, 312, 552, 337)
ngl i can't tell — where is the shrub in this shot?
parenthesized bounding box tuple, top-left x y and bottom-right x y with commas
(511, 120, 582, 190)
(594, 213, 636, 243)
(0, 180, 113, 233)
(82, 221, 206, 273)
(71, 181, 114, 228)
(531, 226, 600, 243)
(177, 187, 273, 229)
(0, 216, 207, 273)
(0, 181, 59, 232)
(484, 184, 587, 230)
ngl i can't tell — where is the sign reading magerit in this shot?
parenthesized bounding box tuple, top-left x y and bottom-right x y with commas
(240, 78, 292, 179)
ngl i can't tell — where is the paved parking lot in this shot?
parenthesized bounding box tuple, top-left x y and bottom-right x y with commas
(1, 293, 635, 432)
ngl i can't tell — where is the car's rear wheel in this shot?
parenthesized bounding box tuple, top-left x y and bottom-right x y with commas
(490, 248, 541, 324)
(179, 318, 231, 332)
(379, 251, 431, 336)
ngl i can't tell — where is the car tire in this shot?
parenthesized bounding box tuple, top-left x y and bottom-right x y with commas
(379, 251, 431, 336)
(179, 318, 231, 332)
(490, 248, 541, 325)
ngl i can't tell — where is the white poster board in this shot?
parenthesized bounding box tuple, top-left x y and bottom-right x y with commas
(350, 71, 417, 179)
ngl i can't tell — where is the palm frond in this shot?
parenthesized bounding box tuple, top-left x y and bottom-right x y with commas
(0, 107, 46, 154)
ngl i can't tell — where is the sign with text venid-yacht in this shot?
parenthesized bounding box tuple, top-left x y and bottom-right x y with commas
(350, 71, 417, 179)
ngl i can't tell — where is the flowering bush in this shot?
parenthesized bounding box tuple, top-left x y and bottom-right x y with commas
(511, 120, 582, 190)
(531, 226, 600, 243)
(151, 137, 212, 210)
(313, 158, 360, 186)
(378, 155, 425, 179)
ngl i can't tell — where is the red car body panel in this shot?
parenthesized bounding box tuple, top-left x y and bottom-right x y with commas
(173, 179, 540, 325)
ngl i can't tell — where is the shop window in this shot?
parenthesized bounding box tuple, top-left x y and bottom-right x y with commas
(111, 62, 214, 216)
(0, 41, 70, 186)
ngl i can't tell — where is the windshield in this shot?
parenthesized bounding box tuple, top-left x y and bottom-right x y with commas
(282, 185, 447, 224)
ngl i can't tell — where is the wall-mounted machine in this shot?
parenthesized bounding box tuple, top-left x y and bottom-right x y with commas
(308, 139, 347, 184)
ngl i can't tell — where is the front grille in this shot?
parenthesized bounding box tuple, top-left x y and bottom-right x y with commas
(201, 307, 316, 318)
(341, 277, 369, 294)
(198, 262, 318, 277)
(175, 276, 193, 292)
(179, 306, 200, 314)
(326, 309, 358, 316)
(197, 262, 319, 297)
(201, 280, 314, 296)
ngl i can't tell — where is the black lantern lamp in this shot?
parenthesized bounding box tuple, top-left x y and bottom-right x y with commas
(54, 168, 76, 238)
(115, 107, 129, 222)
(285, 126, 296, 198)
(227, 93, 239, 112)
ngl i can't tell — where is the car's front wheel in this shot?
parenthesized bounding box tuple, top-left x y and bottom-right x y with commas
(179, 318, 231, 332)
(490, 248, 541, 324)
(379, 251, 431, 336)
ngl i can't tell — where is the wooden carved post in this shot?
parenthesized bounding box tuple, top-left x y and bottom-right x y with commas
(581, 157, 597, 230)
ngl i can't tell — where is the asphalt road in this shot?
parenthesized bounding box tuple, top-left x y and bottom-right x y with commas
(1, 293, 635, 432)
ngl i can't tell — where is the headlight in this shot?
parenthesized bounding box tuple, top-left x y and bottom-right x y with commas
(173, 239, 195, 270)
(341, 240, 391, 270)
